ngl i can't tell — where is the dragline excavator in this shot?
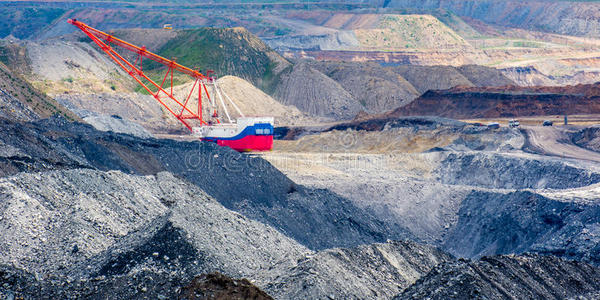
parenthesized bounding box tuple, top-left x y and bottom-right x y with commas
(68, 19, 274, 152)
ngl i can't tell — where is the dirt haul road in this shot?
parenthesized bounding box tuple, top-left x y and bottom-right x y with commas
(524, 126, 600, 163)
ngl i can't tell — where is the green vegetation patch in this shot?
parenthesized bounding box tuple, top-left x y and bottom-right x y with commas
(144, 27, 279, 90)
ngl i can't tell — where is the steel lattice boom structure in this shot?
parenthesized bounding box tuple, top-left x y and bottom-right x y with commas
(69, 18, 211, 131)
(69, 19, 275, 152)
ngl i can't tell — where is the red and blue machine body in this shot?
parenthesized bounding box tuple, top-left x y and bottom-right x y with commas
(195, 117, 274, 152)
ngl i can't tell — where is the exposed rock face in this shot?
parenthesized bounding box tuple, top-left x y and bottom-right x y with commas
(273, 62, 362, 120)
(444, 190, 600, 265)
(502, 66, 600, 88)
(436, 152, 600, 190)
(0, 61, 77, 121)
(572, 126, 600, 153)
(264, 31, 360, 52)
(396, 255, 600, 300)
(457, 65, 515, 87)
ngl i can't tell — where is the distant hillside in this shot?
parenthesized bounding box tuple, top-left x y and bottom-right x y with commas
(386, 0, 600, 37)
(149, 27, 290, 92)
(266, 13, 471, 51)
(353, 14, 470, 50)
(0, 6, 66, 39)
(0, 62, 78, 121)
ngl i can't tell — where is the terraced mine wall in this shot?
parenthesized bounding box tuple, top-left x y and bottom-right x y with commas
(386, 0, 600, 37)
(392, 84, 600, 119)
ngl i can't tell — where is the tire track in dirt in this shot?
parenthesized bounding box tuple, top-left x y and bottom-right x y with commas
(524, 125, 600, 163)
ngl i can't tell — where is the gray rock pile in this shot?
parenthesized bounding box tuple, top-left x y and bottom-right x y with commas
(397, 254, 600, 300)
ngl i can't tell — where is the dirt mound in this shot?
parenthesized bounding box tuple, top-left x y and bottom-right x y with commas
(270, 62, 517, 118)
(25, 40, 134, 94)
(153, 27, 289, 91)
(353, 14, 471, 50)
(273, 62, 362, 120)
(389, 83, 600, 119)
(182, 273, 273, 300)
(397, 254, 600, 299)
(172, 76, 316, 126)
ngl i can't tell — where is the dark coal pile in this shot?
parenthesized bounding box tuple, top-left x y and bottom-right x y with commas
(0, 265, 183, 300)
(0, 117, 410, 250)
(1, 264, 271, 300)
(396, 254, 600, 300)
